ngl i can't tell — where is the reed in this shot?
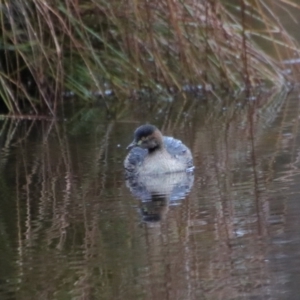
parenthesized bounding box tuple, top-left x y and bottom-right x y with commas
(0, 0, 299, 114)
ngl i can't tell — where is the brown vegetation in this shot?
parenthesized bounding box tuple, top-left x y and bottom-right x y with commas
(0, 0, 299, 114)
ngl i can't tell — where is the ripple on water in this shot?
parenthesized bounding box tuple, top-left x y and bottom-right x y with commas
(2, 89, 300, 299)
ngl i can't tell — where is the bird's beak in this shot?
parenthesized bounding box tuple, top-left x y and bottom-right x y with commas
(126, 140, 136, 150)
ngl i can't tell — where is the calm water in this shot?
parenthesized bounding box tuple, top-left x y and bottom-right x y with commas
(1, 89, 300, 300)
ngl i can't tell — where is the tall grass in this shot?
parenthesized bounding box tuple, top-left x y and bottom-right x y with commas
(0, 0, 299, 114)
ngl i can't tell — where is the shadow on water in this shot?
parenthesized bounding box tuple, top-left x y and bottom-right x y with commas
(1, 88, 300, 299)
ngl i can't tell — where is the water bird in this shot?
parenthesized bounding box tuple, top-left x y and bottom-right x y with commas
(124, 124, 194, 175)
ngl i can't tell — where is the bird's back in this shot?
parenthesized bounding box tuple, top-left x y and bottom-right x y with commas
(124, 136, 193, 175)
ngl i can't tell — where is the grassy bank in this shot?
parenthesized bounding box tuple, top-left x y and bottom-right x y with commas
(0, 0, 299, 114)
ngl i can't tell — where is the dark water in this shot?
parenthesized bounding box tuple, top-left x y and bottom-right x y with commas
(1, 89, 300, 300)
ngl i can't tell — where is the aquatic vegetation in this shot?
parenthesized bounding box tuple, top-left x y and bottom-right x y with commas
(0, 0, 299, 114)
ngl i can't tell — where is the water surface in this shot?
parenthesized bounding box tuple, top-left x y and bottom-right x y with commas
(1, 89, 300, 300)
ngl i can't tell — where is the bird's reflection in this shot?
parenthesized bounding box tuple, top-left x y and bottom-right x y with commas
(126, 171, 194, 222)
